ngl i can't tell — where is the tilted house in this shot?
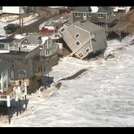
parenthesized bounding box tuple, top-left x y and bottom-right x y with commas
(58, 20, 107, 59)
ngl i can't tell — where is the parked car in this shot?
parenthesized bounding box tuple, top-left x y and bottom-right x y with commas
(4, 23, 20, 34)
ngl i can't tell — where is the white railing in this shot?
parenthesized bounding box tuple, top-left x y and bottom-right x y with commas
(9, 90, 16, 99)
(15, 82, 27, 100)
(0, 94, 7, 101)
(0, 88, 16, 101)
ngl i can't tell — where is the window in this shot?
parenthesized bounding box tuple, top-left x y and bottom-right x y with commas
(37, 66, 43, 72)
(75, 41, 81, 46)
(88, 13, 91, 17)
(85, 47, 90, 53)
(78, 53, 83, 58)
(60, 27, 66, 33)
(45, 49, 52, 56)
(75, 33, 80, 39)
(92, 38, 96, 42)
(75, 13, 81, 17)
(98, 14, 104, 18)
(0, 44, 4, 49)
(44, 66, 46, 72)
(9, 41, 14, 47)
(18, 70, 27, 78)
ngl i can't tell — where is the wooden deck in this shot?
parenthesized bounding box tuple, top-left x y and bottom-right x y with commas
(107, 21, 130, 32)
(0, 86, 14, 96)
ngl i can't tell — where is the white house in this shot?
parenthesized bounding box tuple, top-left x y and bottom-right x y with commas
(0, 60, 11, 93)
(2, 6, 25, 14)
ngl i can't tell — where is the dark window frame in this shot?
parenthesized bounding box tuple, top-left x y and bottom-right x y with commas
(75, 40, 81, 46)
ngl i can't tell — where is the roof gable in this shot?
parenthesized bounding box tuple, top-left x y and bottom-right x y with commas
(74, 20, 104, 32)
(71, 6, 113, 13)
(25, 34, 43, 44)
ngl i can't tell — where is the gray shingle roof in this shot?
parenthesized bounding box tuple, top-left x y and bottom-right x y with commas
(70, 6, 92, 12)
(0, 60, 11, 73)
(74, 20, 104, 32)
(98, 6, 113, 13)
(70, 6, 113, 13)
(25, 34, 43, 44)
(0, 38, 14, 43)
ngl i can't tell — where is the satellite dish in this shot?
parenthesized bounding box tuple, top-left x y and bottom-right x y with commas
(90, 6, 99, 13)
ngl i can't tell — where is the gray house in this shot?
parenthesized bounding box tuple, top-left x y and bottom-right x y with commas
(0, 37, 41, 93)
(70, 6, 116, 30)
(0, 33, 60, 93)
(58, 20, 107, 59)
(69, 6, 130, 39)
(19, 33, 59, 66)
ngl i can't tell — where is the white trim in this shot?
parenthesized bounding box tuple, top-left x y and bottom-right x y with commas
(60, 27, 66, 33)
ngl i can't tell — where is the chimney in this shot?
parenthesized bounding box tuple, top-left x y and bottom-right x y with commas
(38, 36, 42, 44)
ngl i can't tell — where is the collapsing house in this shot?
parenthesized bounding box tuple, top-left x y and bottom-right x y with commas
(58, 20, 107, 59)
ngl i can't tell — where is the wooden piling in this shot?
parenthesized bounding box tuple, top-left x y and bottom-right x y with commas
(8, 107, 11, 124)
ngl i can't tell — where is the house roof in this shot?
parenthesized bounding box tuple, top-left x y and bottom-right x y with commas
(73, 20, 104, 32)
(25, 34, 44, 44)
(0, 38, 14, 43)
(0, 60, 11, 73)
(70, 6, 92, 12)
(98, 6, 113, 13)
(70, 6, 113, 13)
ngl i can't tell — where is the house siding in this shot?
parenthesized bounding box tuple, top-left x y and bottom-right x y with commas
(61, 25, 90, 51)
(72, 12, 83, 22)
(75, 41, 93, 59)
(72, 10, 116, 29)
(0, 42, 9, 50)
(91, 29, 107, 52)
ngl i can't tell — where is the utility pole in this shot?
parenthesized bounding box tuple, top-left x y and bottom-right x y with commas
(19, 6, 23, 33)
